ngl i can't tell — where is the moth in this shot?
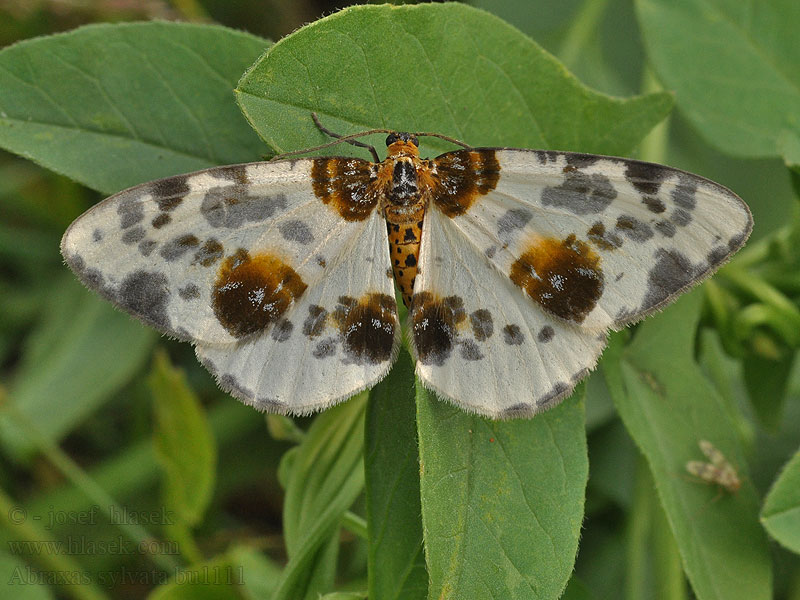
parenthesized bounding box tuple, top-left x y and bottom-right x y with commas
(61, 117, 752, 418)
(686, 439, 741, 493)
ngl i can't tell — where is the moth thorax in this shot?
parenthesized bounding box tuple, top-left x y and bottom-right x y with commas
(389, 159, 419, 205)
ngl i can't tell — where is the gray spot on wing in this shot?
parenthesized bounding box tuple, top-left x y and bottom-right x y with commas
(642, 197, 665, 213)
(671, 179, 697, 210)
(117, 197, 144, 229)
(117, 270, 170, 331)
(542, 170, 617, 215)
(178, 283, 200, 300)
(497, 208, 532, 242)
(671, 208, 692, 227)
(201, 187, 288, 229)
(92, 229, 103, 242)
(500, 403, 533, 418)
(641, 249, 696, 310)
(121, 226, 145, 244)
(303, 305, 328, 338)
(535, 150, 559, 165)
(271, 319, 294, 342)
(502, 324, 524, 345)
(279, 219, 314, 245)
(219, 374, 254, 402)
(313, 337, 337, 359)
(138, 239, 157, 256)
(470, 309, 493, 341)
(616, 215, 654, 242)
(537, 325, 554, 343)
(160, 234, 199, 261)
(707, 246, 729, 267)
(460, 340, 483, 361)
(485, 245, 497, 259)
(537, 382, 570, 408)
(654, 220, 676, 238)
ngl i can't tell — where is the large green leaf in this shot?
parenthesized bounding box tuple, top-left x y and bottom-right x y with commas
(636, 0, 800, 159)
(236, 3, 672, 158)
(761, 447, 800, 554)
(365, 349, 427, 600)
(417, 386, 588, 600)
(0, 22, 269, 194)
(605, 290, 772, 600)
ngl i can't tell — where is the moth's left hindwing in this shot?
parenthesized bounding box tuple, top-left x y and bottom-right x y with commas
(61, 159, 401, 414)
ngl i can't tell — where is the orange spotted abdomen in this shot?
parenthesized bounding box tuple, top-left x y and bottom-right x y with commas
(385, 207, 424, 307)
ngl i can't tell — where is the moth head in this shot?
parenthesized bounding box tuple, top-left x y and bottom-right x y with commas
(386, 132, 419, 147)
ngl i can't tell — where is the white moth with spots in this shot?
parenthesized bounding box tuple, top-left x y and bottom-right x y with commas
(62, 131, 751, 418)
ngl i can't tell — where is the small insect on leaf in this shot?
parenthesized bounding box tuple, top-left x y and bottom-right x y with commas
(685, 439, 741, 493)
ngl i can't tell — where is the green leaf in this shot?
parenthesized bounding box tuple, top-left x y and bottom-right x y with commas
(318, 593, 368, 600)
(273, 395, 366, 600)
(417, 385, 588, 600)
(365, 349, 427, 600)
(236, 3, 672, 158)
(0, 22, 269, 194)
(0, 275, 155, 459)
(636, 0, 800, 158)
(146, 552, 244, 600)
(605, 291, 772, 600)
(148, 349, 217, 529)
(761, 447, 800, 554)
(0, 549, 55, 599)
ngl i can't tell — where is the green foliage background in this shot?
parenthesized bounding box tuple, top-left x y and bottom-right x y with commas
(0, 1, 798, 599)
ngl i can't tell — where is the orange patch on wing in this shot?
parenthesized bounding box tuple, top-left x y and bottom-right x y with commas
(509, 235, 604, 323)
(213, 249, 307, 338)
(311, 157, 377, 221)
(429, 149, 500, 217)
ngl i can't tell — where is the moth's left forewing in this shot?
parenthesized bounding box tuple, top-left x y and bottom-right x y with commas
(449, 148, 752, 332)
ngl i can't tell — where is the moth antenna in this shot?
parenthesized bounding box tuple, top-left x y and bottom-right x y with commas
(312, 113, 381, 162)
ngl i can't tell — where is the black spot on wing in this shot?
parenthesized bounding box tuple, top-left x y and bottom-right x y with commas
(150, 176, 190, 211)
(625, 161, 667, 196)
(565, 154, 601, 169)
(537, 382, 570, 408)
(152, 213, 171, 229)
(117, 270, 171, 331)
